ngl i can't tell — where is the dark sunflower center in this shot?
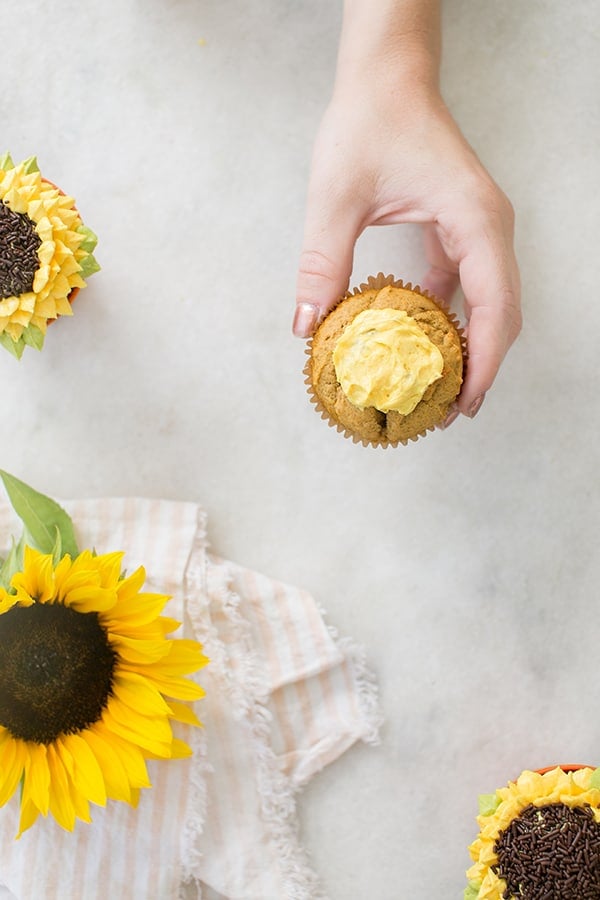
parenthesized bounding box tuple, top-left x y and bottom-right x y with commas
(0, 602, 117, 743)
(494, 802, 600, 899)
(0, 200, 42, 298)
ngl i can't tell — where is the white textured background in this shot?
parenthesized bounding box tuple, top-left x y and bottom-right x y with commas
(2, 1, 600, 897)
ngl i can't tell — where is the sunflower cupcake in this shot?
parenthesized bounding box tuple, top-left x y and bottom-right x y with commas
(0, 153, 99, 359)
(465, 765, 600, 899)
(305, 274, 465, 447)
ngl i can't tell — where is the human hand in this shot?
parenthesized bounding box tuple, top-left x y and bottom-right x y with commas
(293, 83, 521, 419)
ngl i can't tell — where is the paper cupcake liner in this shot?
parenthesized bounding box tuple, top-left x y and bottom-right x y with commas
(533, 763, 594, 775)
(304, 272, 467, 449)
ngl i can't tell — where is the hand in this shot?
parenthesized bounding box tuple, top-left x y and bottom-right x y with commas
(293, 84, 521, 418)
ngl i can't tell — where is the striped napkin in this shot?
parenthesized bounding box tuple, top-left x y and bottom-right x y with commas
(0, 497, 380, 900)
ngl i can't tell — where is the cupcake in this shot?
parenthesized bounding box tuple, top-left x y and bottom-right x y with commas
(305, 273, 465, 447)
(0, 153, 99, 359)
(465, 765, 600, 899)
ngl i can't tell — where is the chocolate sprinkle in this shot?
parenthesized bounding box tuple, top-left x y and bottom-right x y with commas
(494, 802, 600, 899)
(0, 602, 117, 743)
(0, 199, 42, 298)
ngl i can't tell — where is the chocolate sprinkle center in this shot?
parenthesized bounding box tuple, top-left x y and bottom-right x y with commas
(0, 200, 42, 298)
(0, 602, 117, 743)
(494, 802, 600, 899)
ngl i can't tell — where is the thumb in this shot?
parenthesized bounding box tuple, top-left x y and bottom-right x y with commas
(293, 205, 362, 338)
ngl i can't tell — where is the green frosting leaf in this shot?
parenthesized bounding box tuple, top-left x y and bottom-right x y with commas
(21, 324, 45, 352)
(590, 768, 600, 789)
(0, 331, 25, 359)
(464, 881, 481, 900)
(22, 156, 39, 174)
(76, 225, 99, 253)
(78, 253, 101, 278)
(0, 470, 79, 559)
(478, 793, 501, 816)
(0, 152, 14, 171)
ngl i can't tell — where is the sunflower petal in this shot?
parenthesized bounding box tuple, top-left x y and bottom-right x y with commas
(0, 735, 25, 806)
(166, 701, 203, 727)
(91, 723, 151, 789)
(116, 566, 146, 603)
(63, 585, 117, 612)
(157, 640, 210, 674)
(16, 798, 40, 838)
(110, 634, 172, 663)
(112, 672, 171, 717)
(107, 697, 173, 744)
(62, 733, 107, 807)
(68, 781, 91, 824)
(20, 547, 55, 602)
(83, 729, 132, 803)
(132, 670, 206, 701)
(107, 592, 170, 627)
(24, 742, 50, 815)
(55, 561, 98, 602)
(109, 618, 180, 640)
(46, 744, 76, 831)
(92, 551, 124, 588)
(0, 589, 21, 615)
(168, 738, 193, 759)
(101, 706, 173, 757)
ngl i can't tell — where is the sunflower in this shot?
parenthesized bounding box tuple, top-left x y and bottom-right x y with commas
(0, 153, 99, 358)
(465, 766, 600, 899)
(0, 545, 208, 837)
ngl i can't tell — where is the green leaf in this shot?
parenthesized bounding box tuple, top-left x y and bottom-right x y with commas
(478, 793, 501, 816)
(590, 768, 600, 789)
(21, 324, 45, 352)
(76, 225, 99, 253)
(78, 253, 101, 278)
(51, 526, 62, 566)
(464, 881, 481, 900)
(0, 471, 79, 558)
(22, 156, 39, 174)
(0, 532, 25, 590)
(0, 152, 14, 171)
(0, 331, 25, 359)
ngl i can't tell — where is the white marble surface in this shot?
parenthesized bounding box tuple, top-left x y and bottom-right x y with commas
(2, 1, 600, 897)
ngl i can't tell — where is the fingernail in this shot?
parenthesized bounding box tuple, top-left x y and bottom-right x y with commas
(293, 302, 320, 338)
(440, 407, 459, 430)
(468, 393, 485, 418)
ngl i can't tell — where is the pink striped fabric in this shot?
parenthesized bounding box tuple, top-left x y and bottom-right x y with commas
(0, 498, 380, 900)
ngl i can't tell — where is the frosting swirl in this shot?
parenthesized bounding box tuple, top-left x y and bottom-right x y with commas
(333, 308, 444, 415)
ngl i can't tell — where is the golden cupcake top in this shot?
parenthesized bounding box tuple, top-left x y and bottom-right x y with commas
(306, 277, 464, 447)
(332, 307, 444, 415)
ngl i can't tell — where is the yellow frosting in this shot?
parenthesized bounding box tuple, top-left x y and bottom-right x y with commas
(333, 308, 444, 414)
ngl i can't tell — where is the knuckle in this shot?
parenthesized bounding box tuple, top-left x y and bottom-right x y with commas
(298, 249, 336, 279)
(461, 174, 515, 228)
(297, 249, 340, 286)
(501, 289, 522, 342)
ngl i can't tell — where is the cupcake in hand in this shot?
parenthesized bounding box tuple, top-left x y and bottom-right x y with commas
(0, 153, 99, 359)
(465, 765, 600, 899)
(305, 273, 465, 447)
